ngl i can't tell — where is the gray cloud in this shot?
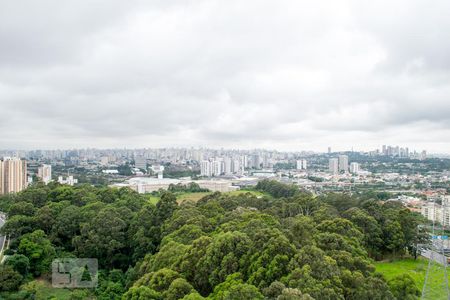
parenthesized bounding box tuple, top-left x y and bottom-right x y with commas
(1, 0, 450, 152)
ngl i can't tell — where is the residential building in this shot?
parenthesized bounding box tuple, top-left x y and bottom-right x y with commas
(421, 196, 450, 226)
(58, 175, 78, 186)
(350, 162, 359, 174)
(201, 160, 212, 177)
(338, 155, 349, 172)
(296, 159, 307, 170)
(37, 164, 52, 184)
(134, 155, 147, 170)
(329, 158, 339, 175)
(0, 157, 27, 194)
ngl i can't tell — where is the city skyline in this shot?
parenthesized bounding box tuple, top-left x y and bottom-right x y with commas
(1, 1, 450, 152)
(0, 144, 431, 156)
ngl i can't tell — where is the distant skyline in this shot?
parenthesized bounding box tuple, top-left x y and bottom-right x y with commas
(0, 144, 431, 155)
(1, 1, 450, 153)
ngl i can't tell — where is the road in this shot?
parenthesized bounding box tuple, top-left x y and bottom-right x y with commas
(421, 249, 448, 266)
(0, 212, 6, 262)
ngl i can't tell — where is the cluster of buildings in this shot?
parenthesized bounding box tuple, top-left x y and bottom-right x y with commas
(1, 144, 445, 199)
(380, 145, 427, 160)
(296, 159, 307, 170)
(328, 155, 359, 175)
(421, 195, 450, 227)
(113, 177, 238, 193)
(0, 156, 78, 196)
(200, 157, 245, 177)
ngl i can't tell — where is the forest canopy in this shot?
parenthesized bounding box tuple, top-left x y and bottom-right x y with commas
(0, 180, 426, 299)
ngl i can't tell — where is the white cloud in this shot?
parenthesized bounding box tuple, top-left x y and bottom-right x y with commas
(0, 0, 449, 152)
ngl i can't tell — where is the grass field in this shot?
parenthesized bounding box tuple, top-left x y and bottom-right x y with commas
(375, 258, 450, 300)
(176, 192, 212, 203)
(147, 195, 160, 205)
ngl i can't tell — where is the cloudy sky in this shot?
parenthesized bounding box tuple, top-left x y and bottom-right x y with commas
(1, 0, 450, 153)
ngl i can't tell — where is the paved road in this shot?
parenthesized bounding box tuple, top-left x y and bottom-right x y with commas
(0, 213, 6, 259)
(421, 249, 448, 266)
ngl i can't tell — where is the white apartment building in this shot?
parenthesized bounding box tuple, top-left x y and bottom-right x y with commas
(213, 160, 224, 176)
(201, 160, 212, 177)
(338, 155, 349, 172)
(37, 164, 52, 184)
(329, 158, 339, 175)
(224, 157, 232, 175)
(202, 157, 244, 177)
(421, 196, 450, 226)
(350, 162, 359, 174)
(58, 175, 78, 186)
(296, 159, 307, 170)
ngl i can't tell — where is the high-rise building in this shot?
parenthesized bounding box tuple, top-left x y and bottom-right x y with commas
(296, 159, 307, 170)
(200, 160, 212, 177)
(0, 157, 27, 194)
(329, 158, 339, 175)
(213, 160, 223, 176)
(134, 156, 147, 170)
(233, 159, 243, 175)
(100, 156, 109, 166)
(38, 164, 52, 184)
(251, 154, 261, 169)
(224, 157, 232, 175)
(338, 155, 349, 173)
(243, 155, 248, 168)
(350, 162, 359, 174)
(421, 150, 427, 160)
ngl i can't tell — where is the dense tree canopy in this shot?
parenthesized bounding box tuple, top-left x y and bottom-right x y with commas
(0, 180, 427, 299)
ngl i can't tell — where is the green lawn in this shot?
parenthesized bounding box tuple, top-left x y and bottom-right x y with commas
(147, 195, 160, 205)
(176, 192, 212, 203)
(375, 258, 450, 300)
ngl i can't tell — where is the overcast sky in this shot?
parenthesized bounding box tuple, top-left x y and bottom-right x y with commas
(1, 0, 450, 153)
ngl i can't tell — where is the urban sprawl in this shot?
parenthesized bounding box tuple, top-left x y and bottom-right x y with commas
(0, 145, 448, 226)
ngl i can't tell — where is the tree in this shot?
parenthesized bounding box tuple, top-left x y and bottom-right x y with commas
(163, 278, 195, 300)
(199, 231, 252, 290)
(122, 286, 162, 300)
(8, 202, 36, 217)
(209, 273, 264, 300)
(5, 254, 30, 276)
(256, 179, 298, 198)
(277, 288, 315, 300)
(286, 216, 317, 248)
(156, 191, 178, 222)
(383, 220, 405, 256)
(320, 193, 360, 213)
(0, 265, 23, 292)
(73, 206, 128, 268)
(50, 205, 82, 249)
(342, 208, 383, 258)
(17, 230, 55, 276)
(34, 201, 70, 234)
(0, 215, 35, 238)
(388, 274, 420, 300)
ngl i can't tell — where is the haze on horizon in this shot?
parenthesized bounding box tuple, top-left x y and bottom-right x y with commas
(1, 0, 450, 153)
